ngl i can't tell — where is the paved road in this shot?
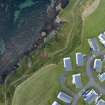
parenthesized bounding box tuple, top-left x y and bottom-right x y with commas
(59, 71, 80, 105)
(86, 55, 105, 95)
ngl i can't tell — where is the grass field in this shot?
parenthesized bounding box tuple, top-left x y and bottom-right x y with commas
(84, 0, 105, 38)
(81, 0, 105, 53)
(12, 64, 64, 105)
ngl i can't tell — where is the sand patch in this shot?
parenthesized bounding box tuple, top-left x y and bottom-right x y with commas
(82, 0, 100, 20)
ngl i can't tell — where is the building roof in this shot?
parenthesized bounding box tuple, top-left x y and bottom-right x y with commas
(57, 91, 72, 103)
(94, 59, 102, 72)
(63, 57, 72, 71)
(52, 101, 60, 105)
(76, 52, 84, 66)
(96, 99, 105, 105)
(98, 33, 105, 45)
(88, 38, 100, 52)
(98, 72, 105, 82)
(83, 89, 98, 104)
(72, 73, 83, 88)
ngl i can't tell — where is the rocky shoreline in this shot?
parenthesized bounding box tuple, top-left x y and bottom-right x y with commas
(0, 0, 69, 83)
(32, 0, 69, 50)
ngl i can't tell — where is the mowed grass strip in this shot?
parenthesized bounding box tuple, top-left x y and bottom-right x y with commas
(81, 0, 105, 53)
(12, 64, 64, 105)
(0, 103, 4, 105)
(84, 0, 105, 38)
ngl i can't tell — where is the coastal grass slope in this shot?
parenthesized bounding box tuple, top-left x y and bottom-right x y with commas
(12, 64, 64, 105)
(84, 0, 105, 37)
(44, 0, 83, 56)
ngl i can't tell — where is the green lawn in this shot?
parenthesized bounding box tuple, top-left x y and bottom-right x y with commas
(81, 0, 105, 53)
(12, 64, 64, 105)
(0, 103, 4, 105)
(84, 0, 105, 38)
(78, 97, 88, 105)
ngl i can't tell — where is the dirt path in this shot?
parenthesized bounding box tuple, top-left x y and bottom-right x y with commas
(82, 0, 100, 20)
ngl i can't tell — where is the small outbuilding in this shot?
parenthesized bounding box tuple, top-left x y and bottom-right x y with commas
(72, 73, 83, 88)
(98, 72, 105, 82)
(63, 57, 72, 71)
(98, 33, 105, 46)
(96, 99, 105, 105)
(94, 59, 102, 73)
(52, 101, 60, 105)
(57, 91, 72, 104)
(83, 89, 98, 104)
(76, 52, 84, 66)
(88, 38, 100, 52)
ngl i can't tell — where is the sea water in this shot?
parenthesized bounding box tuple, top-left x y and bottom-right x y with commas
(0, 0, 50, 74)
(0, 0, 49, 54)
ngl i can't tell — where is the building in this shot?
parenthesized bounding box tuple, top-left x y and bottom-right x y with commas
(83, 89, 98, 104)
(98, 72, 105, 82)
(72, 73, 83, 88)
(52, 101, 60, 105)
(88, 38, 100, 52)
(57, 91, 72, 104)
(96, 99, 105, 105)
(63, 57, 72, 71)
(94, 59, 102, 73)
(98, 33, 105, 46)
(76, 52, 84, 66)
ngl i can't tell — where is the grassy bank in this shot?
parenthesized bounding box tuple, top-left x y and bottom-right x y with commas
(81, 0, 105, 53)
